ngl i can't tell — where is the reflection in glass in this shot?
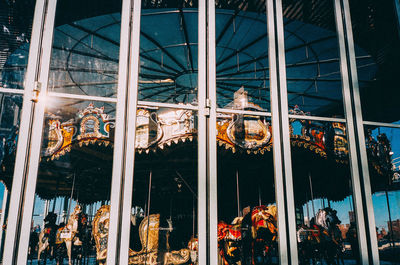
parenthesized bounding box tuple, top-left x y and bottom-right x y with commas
(290, 119, 360, 264)
(0, 0, 36, 89)
(365, 125, 400, 263)
(130, 107, 198, 264)
(215, 1, 270, 110)
(25, 99, 115, 264)
(349, 0, 400, 122)
(217, 111, 278, 264)
(282, 0, 345, 118)
(138, 0, 198, 105)
(0, 93, 23, 259)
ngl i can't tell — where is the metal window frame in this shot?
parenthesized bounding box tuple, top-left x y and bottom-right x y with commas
(341, 0, 384, 263)
(2, 0, 52, 262)
(0, 88, 25, 95)
(10, 0, 58, 262)
(334, 0, 369, 263)
(271, 0, 299, 263)
(266, 0, 290, 263)
(106, 0, 135, 263)
(114, 0, 143, 263)
(2, 0, 129, 263)
(207, 0, 219, 263)
(363, 121, 400, 129)
(198, 0, 208, 264)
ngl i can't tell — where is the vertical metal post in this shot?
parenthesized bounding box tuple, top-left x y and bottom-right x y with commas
(116, 0, 142, 263)
(341, 0, 380, 263)
(106, 0, 132, 258)
(197, 0, 208, 263)
(2, 0, 47, 262)
(13, 0, 58, 263)
(207, 0, 219, 263)
(3, 0, 57, 263)
(266, 0, 289, 264)
(334, 0, 369, 263)
(274, 0, 299, 263)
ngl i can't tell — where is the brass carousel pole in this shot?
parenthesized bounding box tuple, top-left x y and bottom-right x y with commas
(308, 171, 316, 217)
(236, 169, 241, 217)
(66, 172, 76, 223)
(145, 170, 153, 265)
(305, 192, 310, 226)
(385, 187, 395, 249)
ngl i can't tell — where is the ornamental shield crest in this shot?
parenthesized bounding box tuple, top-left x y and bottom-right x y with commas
(226, 114, 271, 150)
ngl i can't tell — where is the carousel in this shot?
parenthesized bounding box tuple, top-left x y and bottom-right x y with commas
(0, 0, 398, 264)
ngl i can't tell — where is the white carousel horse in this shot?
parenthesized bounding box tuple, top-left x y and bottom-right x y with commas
(54, 205, 85, 265)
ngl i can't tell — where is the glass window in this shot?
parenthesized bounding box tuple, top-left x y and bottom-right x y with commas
(0, 0, 36, 260)
(126, 1, 200, 263)
(0, 93, 22, 257)
(128, 107, 198, 264)
(290, 119, 360, 264)
(21, 1, 123, 264)
(349, 0, 400, 122)
(215, 0, 269, 111)
(364, 124, 400, 263)
(0, 0, 36, 90)
(214, 1, 281, 264)
(216, 112, 279, 264)
(282, 0, 345, 118)
(46, 0, 122, 97)
(26, 98, 116, 264)
(138, 0, 198, 105)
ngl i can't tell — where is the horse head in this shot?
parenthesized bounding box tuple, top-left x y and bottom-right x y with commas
(217, 219, 242, 264)
(251, 205, 277, 241)
(44, 212, 57, 226)
(324, 208, 341, 231)
(316, 208, 341, 230)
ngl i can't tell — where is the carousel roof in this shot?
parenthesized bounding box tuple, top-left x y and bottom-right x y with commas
(0, 0, 399, 204)
(1, 5, 377, 117)
(1, 0, 399, 120)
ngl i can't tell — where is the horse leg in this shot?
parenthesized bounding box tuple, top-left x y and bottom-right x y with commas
(65, 240, 72, 265)
(38, 241, 47, 265)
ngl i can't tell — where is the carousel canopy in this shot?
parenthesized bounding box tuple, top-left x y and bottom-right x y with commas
(0, 0, 398, 204)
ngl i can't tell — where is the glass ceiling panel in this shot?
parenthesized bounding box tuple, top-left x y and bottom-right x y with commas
(2, 7, 376, 115)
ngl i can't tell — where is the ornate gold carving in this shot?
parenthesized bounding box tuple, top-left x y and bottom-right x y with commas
(92, 205, 110, 262)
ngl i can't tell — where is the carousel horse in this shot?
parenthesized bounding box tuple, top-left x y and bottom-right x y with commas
(92, 206, 190, 265)
(187, 236, 198, 265)
(241, 205, 278, 265)
(54, 205, 86, 265)
(217, 205, 278, 265)
(299, 208, 343, 265)
(37, 212, 58, 264)
(92, 205, 110, 264)
(217, 217, 243, 265)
